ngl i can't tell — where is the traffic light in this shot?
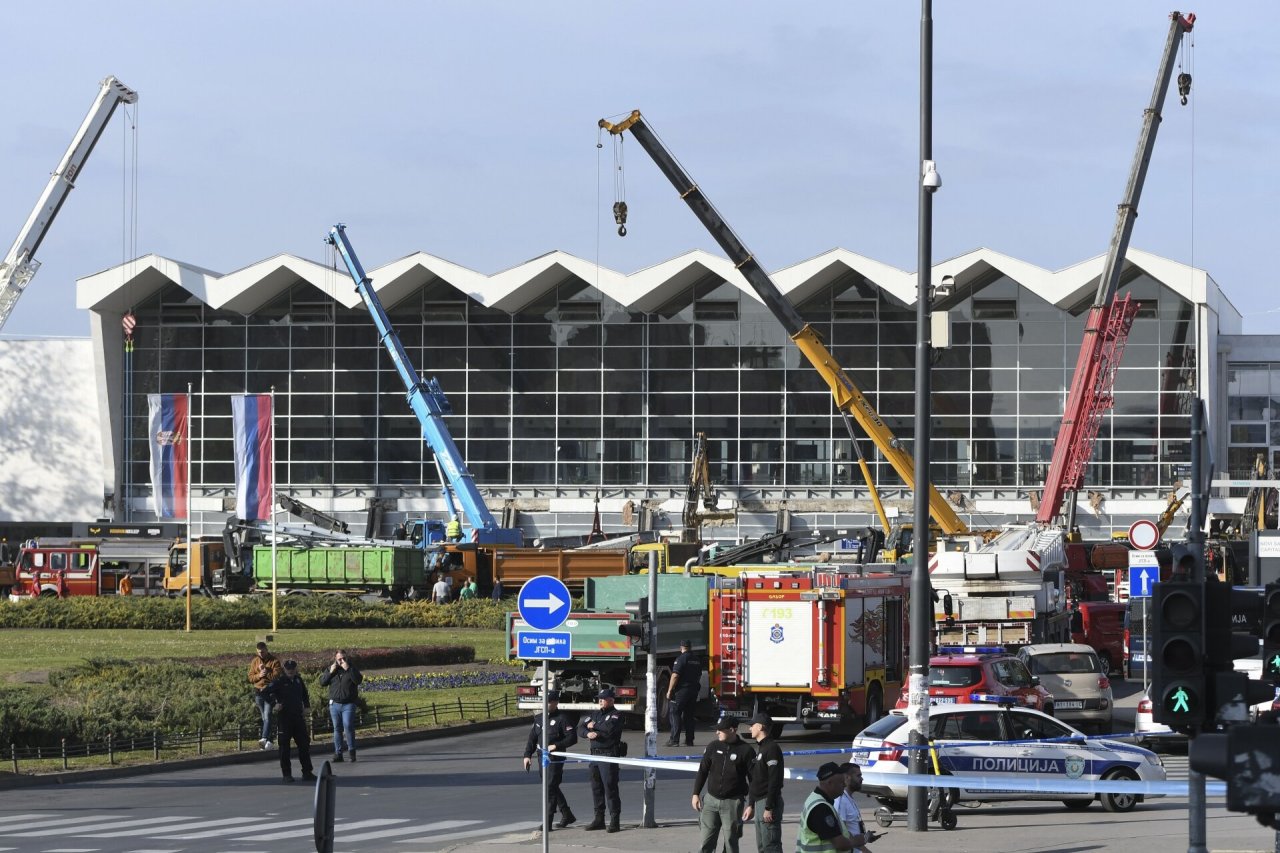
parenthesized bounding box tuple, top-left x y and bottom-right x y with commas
(1202, 583, 1274, 727)
(1150, 577, 1205, 730)
(1190, 721, 1280, 827)
(618, 596, 651, 652)
(1265, 583, 1280, 684)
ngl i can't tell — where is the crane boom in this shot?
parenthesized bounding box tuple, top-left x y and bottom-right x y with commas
(327, 224, 521, 545)
(1037, 11, 1195, 526)
(599, 111, 968, 535)
(0, 76, 137, 332)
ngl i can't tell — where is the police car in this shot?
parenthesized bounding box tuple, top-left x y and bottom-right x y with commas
(851, 702, 1165, 813)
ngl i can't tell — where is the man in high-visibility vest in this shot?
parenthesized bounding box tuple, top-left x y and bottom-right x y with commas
(445, 517, 463, 542)
(795, 763, 853, 853)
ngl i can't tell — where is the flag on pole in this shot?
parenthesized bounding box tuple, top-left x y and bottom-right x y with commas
(232, 394, 274, 521)
(147, 393, 190, 519)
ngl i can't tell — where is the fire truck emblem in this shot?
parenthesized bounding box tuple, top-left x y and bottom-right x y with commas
(1064, 755, 1085, 779)
(769, 623, 784, 644)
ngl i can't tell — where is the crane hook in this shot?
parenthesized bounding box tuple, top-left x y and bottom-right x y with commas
(612, 200, 628, 237)
(1177, 72, 1192, 106)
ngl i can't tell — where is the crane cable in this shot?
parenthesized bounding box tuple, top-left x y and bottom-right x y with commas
(611, 129, 628, 236)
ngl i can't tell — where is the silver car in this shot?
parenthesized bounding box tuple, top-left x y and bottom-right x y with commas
(1017, 643, 1113, 733)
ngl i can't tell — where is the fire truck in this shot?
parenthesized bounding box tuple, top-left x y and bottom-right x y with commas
(12, 541, 117, 597)
(709, 568, 909, 736)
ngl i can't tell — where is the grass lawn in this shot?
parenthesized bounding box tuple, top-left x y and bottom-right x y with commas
(0, 627, 512, 681)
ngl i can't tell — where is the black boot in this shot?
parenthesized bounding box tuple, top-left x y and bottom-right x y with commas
(585, 814, 606, 831)
(556, 808, 576, 829)
(607, 814, 620, 833)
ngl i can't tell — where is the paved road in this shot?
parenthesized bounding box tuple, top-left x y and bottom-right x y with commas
(0, 699, 1269, 853)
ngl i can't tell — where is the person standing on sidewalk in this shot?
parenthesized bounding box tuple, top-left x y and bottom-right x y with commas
(248, 641, 283, 750)
(522, 690, 578, 829)
(319, 649, 362, 762)
(692, 716, 755, 853)
(745, 712, 785, 853)
(666, 638, 702, 746)
(264, 660, 315, 783)
(579, 687, 625, 833)
(834, 763, 878, 853)
(796, 763, 853, 853)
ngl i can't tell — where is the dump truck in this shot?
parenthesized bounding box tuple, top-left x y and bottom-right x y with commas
(506, 573, 711, 723)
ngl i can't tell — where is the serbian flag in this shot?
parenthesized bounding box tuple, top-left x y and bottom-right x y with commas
(232, 394, 274, 521)
(147, 393, 189, 519)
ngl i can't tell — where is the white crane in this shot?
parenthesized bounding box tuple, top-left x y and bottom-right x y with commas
(0, 75, 137, 332)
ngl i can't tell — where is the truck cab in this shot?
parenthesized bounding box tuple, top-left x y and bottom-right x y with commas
(164, 539, 252, 595)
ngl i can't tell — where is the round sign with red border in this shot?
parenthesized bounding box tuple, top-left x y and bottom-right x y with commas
(1128, 519, 1160, 550)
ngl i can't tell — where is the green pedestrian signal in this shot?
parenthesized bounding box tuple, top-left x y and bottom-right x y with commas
(1169, 687, 1191, 714)
(1269, 653, 1280, 679)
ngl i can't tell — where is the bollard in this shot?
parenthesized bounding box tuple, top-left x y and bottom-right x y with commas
(10, 743, 16, 774)
(153, 730, 160, 761)
(198, 726, 203, 756)
(431, 702, 438, 724)
(61, 738, 68, 771)
(374, 707, 382, 733)
(457, 697, 463, 720)
(403, 704, 410, 730)
(107, 733, 114, 766)
(237, 723, 243, 752)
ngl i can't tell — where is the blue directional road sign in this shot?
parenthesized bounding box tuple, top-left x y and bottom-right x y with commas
(517, 631, 572, 660)
(1128, 550, 1159, 599)
(517, 575, 571, 631)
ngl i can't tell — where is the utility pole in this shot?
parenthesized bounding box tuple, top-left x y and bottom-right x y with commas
(907, 0, 937, 832)
(1187, 398, 1207, 853)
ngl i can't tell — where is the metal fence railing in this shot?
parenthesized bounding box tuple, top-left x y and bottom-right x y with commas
(5, 693, 523, 773)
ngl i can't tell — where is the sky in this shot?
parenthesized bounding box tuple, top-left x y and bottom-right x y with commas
(2, 1, 1277, 339)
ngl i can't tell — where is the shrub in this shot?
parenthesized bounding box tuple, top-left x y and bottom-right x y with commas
(0, 595, 516, 631)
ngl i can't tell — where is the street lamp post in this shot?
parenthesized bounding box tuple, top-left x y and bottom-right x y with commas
(907, 0, 938, 832)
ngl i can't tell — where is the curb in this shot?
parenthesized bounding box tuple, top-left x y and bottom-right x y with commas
(0, 715, 528, 791)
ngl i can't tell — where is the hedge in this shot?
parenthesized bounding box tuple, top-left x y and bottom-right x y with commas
(0, 595, 515, 630)
(0, 643, 478, 748)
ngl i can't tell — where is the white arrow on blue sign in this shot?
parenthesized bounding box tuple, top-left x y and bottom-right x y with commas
(517, 575, 571, 631)
(1127, 549, 1159, 599)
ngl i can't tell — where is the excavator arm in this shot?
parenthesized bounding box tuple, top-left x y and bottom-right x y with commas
(599, 111, 966, 535)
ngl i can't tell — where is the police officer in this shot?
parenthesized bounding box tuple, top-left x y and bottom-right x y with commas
(666, 638, 702, 746)
(692, 716, 755, 853)
(263, 659, 315, 783)
(522, 690, 578, 829)
(796, 763, 853, 853)
(746, 711, 785, 853)
(579, 687, 624, 833)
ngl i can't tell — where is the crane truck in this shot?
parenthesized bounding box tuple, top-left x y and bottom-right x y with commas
(0, 76, 137, 332)
(1036, 11, 1195, 530)
(326, 224, 523, 570)
(598, 111, 964, 551)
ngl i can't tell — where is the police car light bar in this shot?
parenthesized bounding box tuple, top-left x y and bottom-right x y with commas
(938, 645, 1006, 655)
(968, 693, 1019, 705)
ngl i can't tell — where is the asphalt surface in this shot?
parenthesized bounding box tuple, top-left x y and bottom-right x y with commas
(0, 681, 1272, 853)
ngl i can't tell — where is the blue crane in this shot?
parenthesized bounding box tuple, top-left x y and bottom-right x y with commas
(327, 224, 522, 547)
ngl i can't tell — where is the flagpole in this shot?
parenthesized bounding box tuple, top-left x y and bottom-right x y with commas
(185, 381, 193, 634)
(270, 386, 278, 634)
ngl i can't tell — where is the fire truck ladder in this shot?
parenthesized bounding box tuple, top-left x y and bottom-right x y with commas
(716, 589, 743, 699)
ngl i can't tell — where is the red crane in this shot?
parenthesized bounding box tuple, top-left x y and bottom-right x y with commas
(1037, 11, 1195, 528)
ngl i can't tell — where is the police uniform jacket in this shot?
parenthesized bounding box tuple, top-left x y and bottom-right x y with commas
(748, 736, 785, 812)
(524, 709, 578, 763)
(264, 673, 311, 716)
(693, 737, 755, 799)
(579, 706, 624, 754)
(671, 650, 702, 695)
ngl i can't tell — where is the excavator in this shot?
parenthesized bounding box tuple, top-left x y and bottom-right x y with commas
(681, 432, 735, 543)
(599, 111, 948, 557)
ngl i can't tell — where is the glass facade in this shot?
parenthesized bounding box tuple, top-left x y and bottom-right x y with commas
(1226, 362, 1280, 484)
(122, 272, 1197, 503)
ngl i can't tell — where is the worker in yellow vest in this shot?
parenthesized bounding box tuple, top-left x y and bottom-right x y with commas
(445, 517, 463, 542)
(795, 763, 853, 853)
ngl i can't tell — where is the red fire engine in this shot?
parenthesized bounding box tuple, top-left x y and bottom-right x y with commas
(13, 541, 127, 598)
(709, 568, 909, 735)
